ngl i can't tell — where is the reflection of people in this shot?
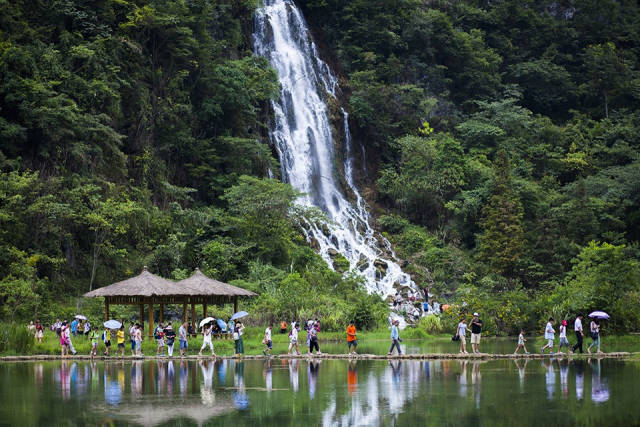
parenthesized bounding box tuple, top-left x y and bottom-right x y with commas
(288, 359, 299, 392)
(234, 361, 249, 409)
(471, 361, 482, 408)
(263, 359, 272, 391)
(458, 360, 468, 397)
(308, 360, 320, 399)
(347, 360, 357, 395)
(200, 360, 215, 405)
(513, 359, 528, 392)
(558, 359, 569, 398)
(179, 361, 188, 396)
(389, 360, 402, 387)
(590, 358, 610, 403)
(575, 360, 584, 400)
(543, 359, 555, 400)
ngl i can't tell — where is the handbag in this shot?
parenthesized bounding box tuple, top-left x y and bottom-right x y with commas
(452, 334, 460, 341)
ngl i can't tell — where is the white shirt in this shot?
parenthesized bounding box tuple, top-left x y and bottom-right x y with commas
(544, 322, 555, 340)
(291, 328, 299, 342)
(265, 328, 272, 341)
(457, 322, 467, 337)
(559, 325, 566, 338)
(574, 318, 583, 332)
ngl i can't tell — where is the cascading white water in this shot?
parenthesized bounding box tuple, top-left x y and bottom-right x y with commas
(253, 0, 413, 296)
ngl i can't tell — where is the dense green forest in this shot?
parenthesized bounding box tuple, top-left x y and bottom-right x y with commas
(1, 0, 639, 333)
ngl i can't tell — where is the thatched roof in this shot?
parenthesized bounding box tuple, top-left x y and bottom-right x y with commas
(83, 267, 256, 298)
(177, 268, 256, 297)
(84, 267, 179, 297)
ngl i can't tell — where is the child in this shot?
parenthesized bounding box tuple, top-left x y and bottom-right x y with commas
(541, 317, 555, 354)
(117, 325, 126, 357)
(558, 320, 571, 354)
(102, 328, 111, 356)
(90, 329, 99, 358)
(514, 329, 529, 354)
(456, 318, 468, 354)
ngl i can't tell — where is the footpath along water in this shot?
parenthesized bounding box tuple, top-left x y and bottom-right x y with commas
(1, 358, 639, 426)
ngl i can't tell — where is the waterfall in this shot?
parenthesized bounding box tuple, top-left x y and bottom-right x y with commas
(253, 0, 414, 296)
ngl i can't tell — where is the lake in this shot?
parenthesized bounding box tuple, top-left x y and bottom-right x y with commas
(1, 356, 638, 426)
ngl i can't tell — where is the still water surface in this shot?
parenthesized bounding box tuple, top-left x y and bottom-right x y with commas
(1, 356, 638, 426)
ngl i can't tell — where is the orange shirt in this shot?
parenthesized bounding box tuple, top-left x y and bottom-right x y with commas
(346, 325, 357, 342)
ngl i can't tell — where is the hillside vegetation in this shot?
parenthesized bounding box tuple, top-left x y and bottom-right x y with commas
(1, 0, 640, 333)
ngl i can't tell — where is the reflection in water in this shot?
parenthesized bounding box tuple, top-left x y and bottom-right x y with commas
(543, 359, 556, 400)
(347, 361, 357, 396)
(289, 359, 299, 392)
(590, 358, 610, 403)
(35, 356, 623, 426)
(234, 361, 249, 410)
(308, 360, 320, 399)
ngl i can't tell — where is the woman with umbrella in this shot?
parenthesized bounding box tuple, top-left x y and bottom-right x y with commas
(587, 311, 608, 354)
(231, 311, 248, 356)
(198, 318, 216, 357)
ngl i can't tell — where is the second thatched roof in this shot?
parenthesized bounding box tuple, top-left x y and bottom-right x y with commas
(177, 268, 256, 297)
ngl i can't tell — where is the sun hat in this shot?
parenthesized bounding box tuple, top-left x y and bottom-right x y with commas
(473, 312, 479, 316)
(562, 320, 567, 326)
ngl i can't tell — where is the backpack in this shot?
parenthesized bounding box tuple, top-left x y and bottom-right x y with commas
(101, 331, 107, 342)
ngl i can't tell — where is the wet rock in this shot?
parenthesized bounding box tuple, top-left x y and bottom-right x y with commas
(310, 237, 320, 250)
(327, 248, 339, 258)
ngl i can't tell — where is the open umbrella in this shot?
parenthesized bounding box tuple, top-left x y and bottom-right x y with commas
(75, 315, 87, 320)
(104, 319, 122, 329)
(230, 311, 248, 321)
(200, 317, 215, 328)
(589, 311, 610, 319)
(217, 318, 227, 331)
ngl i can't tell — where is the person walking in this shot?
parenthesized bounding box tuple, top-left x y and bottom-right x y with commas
(587, 319, 602, 354)
(263, 325, 273, 356)
(308, 324, 320, 354)
(514, 329, 529, 354)
(89, 328, 99, 358)
(165, 324, 176, 357)
(117, 325, 126, 357)
(470, 313, 483, 354)
(346, 321, 357, 355)
(103, 327, 111, 356)
(129, 321, 137, 356)
(70, 318, 78, 337)
(60, 321, 69, 357)
(84, 320, 91, 336)
(65, 323, 77, 355)
(558, 320, 571, 354)
(199, 323, 215, 357)
(456, 318, 468, 354)
(155, 322, 165, 356)
(572, 315, 584, 354)
(179, 321, 188, 357)
(388, 319, 401, 355)
(288, 323, 301, 355)
(135, 324, 143, 356)
(234, 322, 245, 356)
(541, 317, 555, 354)
(35, 321, 44, 343)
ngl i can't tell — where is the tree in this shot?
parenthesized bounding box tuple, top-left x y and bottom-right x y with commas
(476, 150, 525, 277)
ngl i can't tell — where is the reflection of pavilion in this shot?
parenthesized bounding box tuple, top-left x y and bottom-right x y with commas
(104, 401, 236, 426)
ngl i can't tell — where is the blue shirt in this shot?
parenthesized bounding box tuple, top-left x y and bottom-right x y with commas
(391, 325, 399, 340)
(70, 320, 78, 333)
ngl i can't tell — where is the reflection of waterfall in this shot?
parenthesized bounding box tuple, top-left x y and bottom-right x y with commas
(253, 0, 413, 295)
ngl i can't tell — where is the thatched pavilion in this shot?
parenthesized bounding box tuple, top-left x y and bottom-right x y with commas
(84, 267, 256, 337)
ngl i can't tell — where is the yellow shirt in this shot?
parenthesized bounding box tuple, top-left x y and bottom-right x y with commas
(117, 330, 124, 344)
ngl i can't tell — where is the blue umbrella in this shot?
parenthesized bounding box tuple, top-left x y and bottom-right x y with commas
(230, 311, 249, 321)
(103, 319, 122, 329)
(217, 318, 227, 331)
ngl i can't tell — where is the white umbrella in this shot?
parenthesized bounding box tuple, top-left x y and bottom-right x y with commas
(589, 311, 610, 319)
(75, 315, 87, 320)
(200, 317, 215, 328)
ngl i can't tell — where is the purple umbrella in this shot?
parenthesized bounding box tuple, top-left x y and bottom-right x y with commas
(588, 311, 610, 319)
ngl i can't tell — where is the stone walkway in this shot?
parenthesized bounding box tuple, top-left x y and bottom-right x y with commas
(0, 352, 634, 362)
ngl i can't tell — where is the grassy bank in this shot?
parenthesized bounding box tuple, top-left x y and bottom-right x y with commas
(1, 325, 449, 357)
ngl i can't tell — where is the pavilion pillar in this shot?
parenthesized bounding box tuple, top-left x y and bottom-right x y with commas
(139, 304, 144, 330)
(159, 303, 164, 324)
(190, 303, 196, 334)
(233, 296, 238, 314)
(203, 303, 208, 320)
(148, 301, 154, 338)
(105, 297, 110, 321)
(183, 301, 187, 324)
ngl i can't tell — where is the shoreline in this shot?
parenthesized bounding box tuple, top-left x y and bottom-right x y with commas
(0, 351, 634, 362)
